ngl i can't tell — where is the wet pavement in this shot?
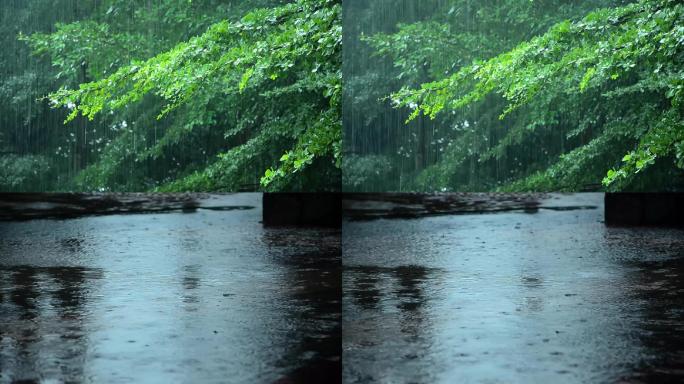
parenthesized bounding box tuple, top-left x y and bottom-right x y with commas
(0, 193, 341, 383)
(343, 193, 684, 384)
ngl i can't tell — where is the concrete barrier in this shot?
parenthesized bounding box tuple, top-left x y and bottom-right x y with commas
(605, 193, 684, 227)
(263, 193, 341, 227)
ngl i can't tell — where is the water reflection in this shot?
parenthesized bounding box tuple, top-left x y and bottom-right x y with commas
(620, 257, 684, 383)
(518, 274, 545, 313)
(0, 193, 341, 383)
(262, 230, 342, 384)
(181, 265, 201, 306)
(394, 266, 430, 348)
(344, 265, 440, 383)
(349, 267, 382, 310)
(0, 266, 103, 383)
(343, 193, 684, 383)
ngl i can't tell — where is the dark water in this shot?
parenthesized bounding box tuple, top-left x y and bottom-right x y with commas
(343, 193, 684, 383)
(0, 194, 341, 383)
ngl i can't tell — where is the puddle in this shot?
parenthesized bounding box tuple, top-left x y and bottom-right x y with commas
(0, 193, 341, 383)
(343, 193, 684, 383)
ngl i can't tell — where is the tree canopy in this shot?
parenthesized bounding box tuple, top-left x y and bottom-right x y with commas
(0, 0, 340, 192)
(344, 0, 684, 192)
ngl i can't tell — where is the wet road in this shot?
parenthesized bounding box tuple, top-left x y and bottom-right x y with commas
(0, 193, 341, 383)
(343, 193, 684, 384)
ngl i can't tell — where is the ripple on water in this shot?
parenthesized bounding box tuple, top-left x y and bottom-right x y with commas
(343, 193, 684, 384)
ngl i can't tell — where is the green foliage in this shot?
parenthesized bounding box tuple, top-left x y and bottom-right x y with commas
(345, 0, 640, 192)
(21, 21, 145, 83)
(0, 155, 52, 192)
(44, 0, 341, 191)
(342, 154, 395, 192)
(0, 0, 339, 192)
(372, 0, 683, 191)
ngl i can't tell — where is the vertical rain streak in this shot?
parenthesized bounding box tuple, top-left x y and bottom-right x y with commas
(1, 0, 141, 191)
(341, 0, 657, 193)
(0, 0, 289, 192)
